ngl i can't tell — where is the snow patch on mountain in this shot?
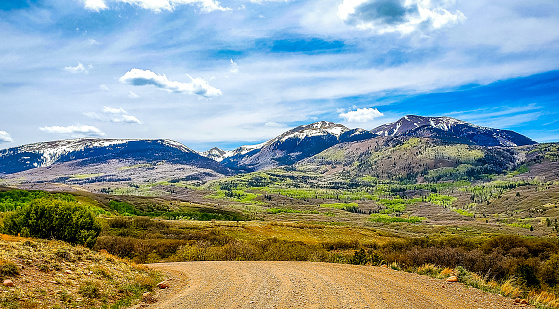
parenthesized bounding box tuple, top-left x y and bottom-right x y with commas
(372, 115, 469, 137)
(276, 121, 348, 142)
(1, 138, 195, 168)
(371, 115, 535, 147)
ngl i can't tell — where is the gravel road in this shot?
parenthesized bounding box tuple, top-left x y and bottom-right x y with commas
(143, 261, 532, 309)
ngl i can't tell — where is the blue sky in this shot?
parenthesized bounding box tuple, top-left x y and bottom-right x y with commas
(1, 0, 558, 151)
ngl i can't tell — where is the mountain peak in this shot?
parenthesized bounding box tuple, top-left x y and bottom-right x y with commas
(276, 121, 348, 142)
(201, 147, 228, 162)
(371, 115, 535, 147)
(220, 120, 374, 171)
(371, 115, 468, 137)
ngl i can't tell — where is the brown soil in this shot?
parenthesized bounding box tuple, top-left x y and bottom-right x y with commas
(142, 261, 533, 309)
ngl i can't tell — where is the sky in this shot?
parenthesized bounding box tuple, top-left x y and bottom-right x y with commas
(1, 0, 559, 152)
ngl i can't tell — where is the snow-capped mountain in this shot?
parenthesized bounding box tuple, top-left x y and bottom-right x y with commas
(221, 121, 374, 171)
(371, 115, 536, 147)
(371, 115, 467, 137)
(0, 138, 229, 175)
(201, 147, 228, 162)
(200, 142, 268, 162)
(272, 121, 348, 142)
(0, 116, 538, 182)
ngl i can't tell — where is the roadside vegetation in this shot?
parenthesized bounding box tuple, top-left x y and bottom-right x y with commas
(0, 234, 161, 309)
(0, 190, 161, 308)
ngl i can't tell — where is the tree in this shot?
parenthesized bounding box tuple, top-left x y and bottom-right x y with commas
(2, 198, 101, 248)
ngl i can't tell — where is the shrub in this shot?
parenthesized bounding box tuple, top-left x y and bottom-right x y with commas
(417, 264, 440, 277)
(2, 198, 101, 247)
(0, 259, 20, 278)
(79, 281, 102, 298)
(514, 261, 540, 287)
(541, 254, 559, 285)
(350, 249, 383, 266)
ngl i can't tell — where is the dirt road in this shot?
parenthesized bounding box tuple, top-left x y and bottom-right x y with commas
(143, 261, 531, 309)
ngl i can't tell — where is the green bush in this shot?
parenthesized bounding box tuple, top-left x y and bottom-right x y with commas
(2, 198, 101, 248)
(108, 201, 138, 215)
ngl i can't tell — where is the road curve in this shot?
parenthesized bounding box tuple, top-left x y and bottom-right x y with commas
(143, 261, 531, 309)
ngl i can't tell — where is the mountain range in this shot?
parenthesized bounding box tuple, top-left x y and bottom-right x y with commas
(0, 115, 539, 187)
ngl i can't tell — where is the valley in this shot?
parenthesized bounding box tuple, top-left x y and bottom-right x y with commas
(1, 115, 559, 308)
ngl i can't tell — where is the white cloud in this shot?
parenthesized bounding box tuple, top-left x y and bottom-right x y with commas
(99, 84, 110, 91)
(229, 59, 239, 73)
(84, 0, 108, 11)
(88, 38, 101, 45)
(85, 106, 142, 124)
(103, 106, 127, 114)
(64, 63, 93, 74)
(118, 115, 143, 124)
(119, 68, 222, 98)
(128, 91, 141, 99)
(338, 0, 466, 35)
(83, 0, 229, 13)
(249, 0, 289, 3)
(264, 121, 285, 128)
(339, 107, 384, 122)
(0, 131, 14, 144)
(39, 125, 106, 137)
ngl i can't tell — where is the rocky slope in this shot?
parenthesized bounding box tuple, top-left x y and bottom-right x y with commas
(0, 234, 160, 308)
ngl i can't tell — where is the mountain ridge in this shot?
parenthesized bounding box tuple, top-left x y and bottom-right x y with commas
(370, 115, 535, 147)
(218, 121, 375, 171)
(0, 138, 227, 175)
(0, 116, 537, 178)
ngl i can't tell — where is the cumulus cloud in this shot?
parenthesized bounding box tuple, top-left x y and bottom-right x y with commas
(338, 0, 466, 35)
(128, 91, 141, 99)
(84, 0, 108, 11)
(64, 63, 93, 74)
(82, 0, 228, 13)
(339, 107, 384, 122)
(0, 131, 14, 144)
(84, 106, 142, 124)
(99, 84, 110, 91)
(39, 125, 106, 137)
(119, 69, 222, 98)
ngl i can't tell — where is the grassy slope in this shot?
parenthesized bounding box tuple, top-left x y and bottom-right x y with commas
(0, 234, 161, 309)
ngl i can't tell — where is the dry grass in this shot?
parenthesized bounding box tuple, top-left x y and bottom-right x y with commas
(500, 278, 524, 298)
(410, 264, 559, 309)
(440, 267, 454, 277)
(0, 234, 162, 309)
(529, 290, 559, 308)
